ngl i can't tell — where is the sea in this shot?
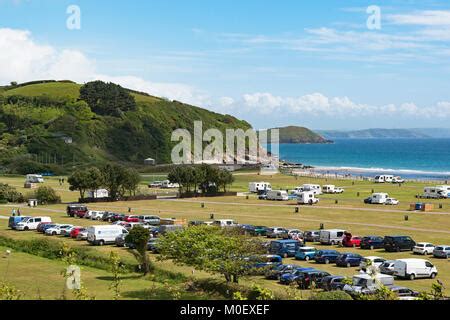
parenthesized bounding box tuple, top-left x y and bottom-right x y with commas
(268, 139, 450, 182)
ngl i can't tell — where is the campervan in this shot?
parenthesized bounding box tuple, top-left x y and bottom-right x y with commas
(319, 229, 346, 245)
(26, 174, 44, 183)
(423, 186, 450, 199)
(266, 190, 289, 201)
(374, 175, 394, 183)
(368, 193, 389, 204)
(87, 225, 128, 246)
(394, 259, 438, 280)
(249, 182, 272, 193)
(161, 180, 180, 189)
(297, 191, 319, 205)
(322, 185, 344, 194)
(302, 184, 322, 195)
(15, 216, 52, 231)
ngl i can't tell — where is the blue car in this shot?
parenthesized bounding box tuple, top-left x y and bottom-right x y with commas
(314, 250, 340, 264)
(40, 224, 58, 234)
(295, 246, 317, 261)
(269, 240, 303, 258)
(335, 253, 364, 267)
(265, 264, 298, 280)
(279, 267, 317, 285)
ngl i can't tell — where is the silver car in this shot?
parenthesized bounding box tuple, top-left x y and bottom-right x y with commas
(433, 246, 450, 259)
(379, 260, 396, 275)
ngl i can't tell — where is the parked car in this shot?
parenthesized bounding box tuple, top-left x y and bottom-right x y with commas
(124, 215, 140, 223)
(394, 259, 438, 280)
(9, 216, 31, 229)
(283, 229, 303, 240)
(15, 217, 52, 231)
(266, 227, 288, 238)
(250, 226, 269, 237)
(360, 236, 385, 250)
(413, 242, 435, 255)
(314, 250, 341, 264)
(90, 211, 107, 221)
(76, 230, 88, 241)
(336, 253, 364, 268)
(87, 225, 129, 246)
(36, 222, 52, 233)
(342, 233, 362, 247)
(295, 247, 317, 261)
(147, 238, 160, 253)
(279, 267, 317, 285)
(265, 264, 298, 280)
(359, 256, 386, 272)
(70, 227, 87, 239)
(385, 198, 399, 205)
(344, 274, 395, 296)
(61, 226, 75, 237)
(433, 245, 450, 259)
(45, 224, 74, 236)
(109, 213, 125, 223)
(319, 275, 346, 291)
(387, 285, 419, 298)
(304, 230, 321, 243)
(40, 223, 57, 234)
(102, 212, 116, 222)
(296, 270, 331, 289)
(67, 205, 88, 218)
(269, 240, 302, 258)
(379, 260, 396, 275)
(384, 236, 416, 252)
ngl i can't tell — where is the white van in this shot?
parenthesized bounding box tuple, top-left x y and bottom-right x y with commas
(161, 180, 180, 189)
(394, 259, 438, 280)
(319, 229, 345, 245)
(15, 216, 52, 231)
(87, 225, 128, 246)
(213, 219, 238, 228)
(266, 190, 289, 201)
(297, 191, 319, 205)
(302, 184, 322, 195)
(322, 185, 344, 194)
(369, 193, 389, 204)
(249, 182, 272, 193)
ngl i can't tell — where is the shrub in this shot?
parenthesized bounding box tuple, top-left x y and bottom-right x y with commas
(309, 290, 353, 301)
(34, 186, 61, 204)
(0, 183, 24, 203)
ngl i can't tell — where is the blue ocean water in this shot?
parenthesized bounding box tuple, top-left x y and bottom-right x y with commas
(271, 139, 450, 181)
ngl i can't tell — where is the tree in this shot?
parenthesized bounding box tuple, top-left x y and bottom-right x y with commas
(0, 183, 24, 203)
(121, 168, 141, 196)
(68, 167, 103, 200)
(101, 163, 128, 200)
(158, 226, 266, 283)
(79, 81, 136, 116)
(34, 186, 61, 204)
(125, 226, 153, 275)
(217, 169, 234, 192)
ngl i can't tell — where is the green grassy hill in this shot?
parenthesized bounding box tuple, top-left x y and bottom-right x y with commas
(0, 80, 251, 174)
(262, 126, 331, 144)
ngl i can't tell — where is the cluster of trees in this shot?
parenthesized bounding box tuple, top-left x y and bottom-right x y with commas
(157, 225, 266, 283)
(0, 183, 24, 203)
(68, 164, 140, 200)
(79, 81, 137, 116)
(167, 164, 234, 195)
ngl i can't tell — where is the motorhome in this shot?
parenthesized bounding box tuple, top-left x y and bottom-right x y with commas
(266, 190, 289, 201)
(213, 219, 238, 228)
(15, 216, 52, 231)
(302, 184, 322, 195)
(87, 225, 128, 246)
(394, 259, 438, 280)
(423, 186, 450, 199)
(322, 185, 344, 194)
(26, 174, 44, 183)
(249, 182, 272, 193)
(319, 229, 346, 245)
(297, 191, 319, 205)
(374, 175, 394, 183)
(367, 193, 389, 204)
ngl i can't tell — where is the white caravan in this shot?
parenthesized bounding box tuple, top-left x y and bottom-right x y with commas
(369, 193, 389, 204)
(423, 186, 450, 199)
(266, 190, 289, 201)
(87, 189, 109, 199)
(374, 175, 394, 183)
(302, 184, 322, 195)
(249, 182, 272, 193)
(87, 225, 128, 246)
(15, 216, 52, 231)
(161, 180, 180, 189)
(319, 229, 346, 245)
(394, 259, 438, 280)
(213, 219, 238, 228)
(26, 174, 44, 183)
(322, 185, 344, 194)
(297, 191, 319, 205)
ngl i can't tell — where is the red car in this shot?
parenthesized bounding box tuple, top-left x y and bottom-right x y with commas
(70, 227, 87, 239)
(342, 234, 362, 247)
(124, 215, 140, 223)
(67, 205, 88, 218)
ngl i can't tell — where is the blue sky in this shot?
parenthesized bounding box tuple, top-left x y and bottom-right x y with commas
(1, 0, 450, 129)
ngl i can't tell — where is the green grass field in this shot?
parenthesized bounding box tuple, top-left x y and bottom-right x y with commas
(0, 172, 449, 299)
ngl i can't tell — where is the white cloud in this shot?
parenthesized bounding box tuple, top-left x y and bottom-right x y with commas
(0, 28, 209, 106)
(388, 10, 450, 26)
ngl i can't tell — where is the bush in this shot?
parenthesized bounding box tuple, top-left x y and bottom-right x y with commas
(309, 290, 353, 301)
(32, 186, 61, 204)
(0, 183, 24, 203)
